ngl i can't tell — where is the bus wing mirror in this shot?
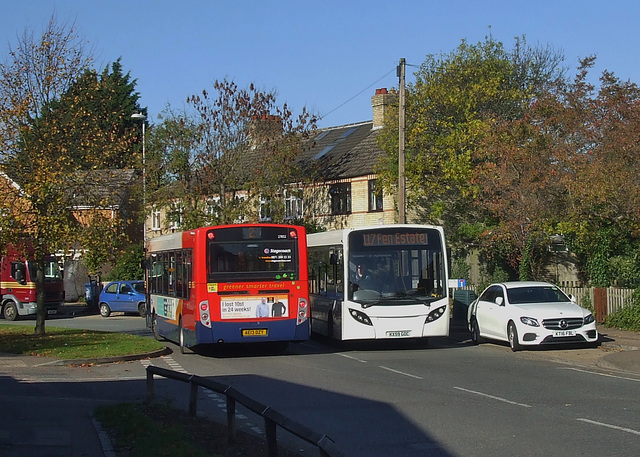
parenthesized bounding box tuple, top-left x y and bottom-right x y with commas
(329, 253, 338, 265)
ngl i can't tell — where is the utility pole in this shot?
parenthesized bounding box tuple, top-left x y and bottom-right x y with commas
(397, 58, 406, 224)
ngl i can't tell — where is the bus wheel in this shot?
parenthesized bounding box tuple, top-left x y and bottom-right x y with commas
(137, 302, 146, 317)
(179, 318, 186, 354)
(99, 303, 111, 317)
(152, 313, 164, 341)
(3, 302, 18, 321)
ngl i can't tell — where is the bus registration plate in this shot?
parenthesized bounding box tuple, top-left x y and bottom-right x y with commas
(386, 330, 411, 338)
(242, 329, 268, 337)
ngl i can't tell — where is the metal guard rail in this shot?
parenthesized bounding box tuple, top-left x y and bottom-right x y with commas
(146, 365, 349, 457)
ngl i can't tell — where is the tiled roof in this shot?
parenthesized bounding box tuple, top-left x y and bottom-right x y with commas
(68, 169, 137, 208)
(297, 121, 387, 180)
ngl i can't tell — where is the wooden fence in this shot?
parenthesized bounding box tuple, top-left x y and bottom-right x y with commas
(563, 287, 635, 321)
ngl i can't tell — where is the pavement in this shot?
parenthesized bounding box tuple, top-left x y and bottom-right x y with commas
(1, 306, 639, 456)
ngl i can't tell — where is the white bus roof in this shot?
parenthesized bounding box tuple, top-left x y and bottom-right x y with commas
(306, 224, 443, 247)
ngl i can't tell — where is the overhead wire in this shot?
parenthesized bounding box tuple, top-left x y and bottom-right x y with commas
(317, 66, 397, 122)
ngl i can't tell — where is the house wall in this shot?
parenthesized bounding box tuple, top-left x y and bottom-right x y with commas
(301, 175, 396, 231)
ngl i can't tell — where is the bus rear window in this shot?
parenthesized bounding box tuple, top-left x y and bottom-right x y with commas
(207, 240, 297, 281)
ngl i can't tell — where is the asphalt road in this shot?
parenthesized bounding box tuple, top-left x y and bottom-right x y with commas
(5, 313, 640, 457)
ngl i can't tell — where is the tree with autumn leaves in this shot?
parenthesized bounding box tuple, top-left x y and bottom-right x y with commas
(378, 36, 640, 286)
(0, 17, 144, 334)
(147, 79, 316, 230)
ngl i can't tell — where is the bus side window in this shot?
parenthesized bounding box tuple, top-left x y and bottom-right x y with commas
(326, 249, 343, 296)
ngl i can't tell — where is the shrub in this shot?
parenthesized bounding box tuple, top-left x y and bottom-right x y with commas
(104, 243, 145, 281)
(604, 289, 640, 331)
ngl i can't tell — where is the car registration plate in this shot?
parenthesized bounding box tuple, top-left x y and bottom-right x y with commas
(386, 330, 411, 338)
(553, 330, 576, 337)
(47, 309, 57, 315)
(242, 329, 268, 337)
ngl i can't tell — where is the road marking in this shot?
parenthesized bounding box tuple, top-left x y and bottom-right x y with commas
(379, 365, 423, 379)
(163, 356, 189, 373)
(336, 353, 368, 363)
(560, 367, 640, 382)
(453, 386, 532, 408)
(577, 418, 640, 436)
(143, 357, 263, 435)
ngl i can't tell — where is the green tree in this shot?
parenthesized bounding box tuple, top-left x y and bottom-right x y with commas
(377, 36, 563, 238)
(0, 16, 92, 335)
(37, 58, 143, 170)
(148, 79, 316, 229)
(0, 17, 143, 334)
(377, 35, 566, 278)
(146, 106, 208, 229)
(560, 64, 640, 285)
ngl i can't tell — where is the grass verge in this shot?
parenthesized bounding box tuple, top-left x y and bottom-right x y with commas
(0, 324, 165, 359)
(95, 402, 290, 457)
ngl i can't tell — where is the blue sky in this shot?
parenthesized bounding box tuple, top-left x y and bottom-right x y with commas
(1, 1, 637, 128)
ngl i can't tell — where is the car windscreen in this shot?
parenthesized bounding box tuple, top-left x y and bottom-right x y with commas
(507, 286, 570, 304)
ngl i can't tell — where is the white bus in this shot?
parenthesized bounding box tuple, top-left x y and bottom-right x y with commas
(307, 224, 449, 341)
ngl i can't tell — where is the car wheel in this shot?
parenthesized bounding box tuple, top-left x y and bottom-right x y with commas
(137, 302, 146, 317)
(178, 318, 186, 354)
(508, 322, 521, 352)
(152, 312, 164, 341)
(3, 302, 18, 321)
(470, 319, 482, 345)
(99, 303, 111, 318)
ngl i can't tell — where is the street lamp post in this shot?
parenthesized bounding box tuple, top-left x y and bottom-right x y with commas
(131, 113, 147, 244)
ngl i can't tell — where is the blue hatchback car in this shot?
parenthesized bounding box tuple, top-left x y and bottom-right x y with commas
(98, 280, 146, 317)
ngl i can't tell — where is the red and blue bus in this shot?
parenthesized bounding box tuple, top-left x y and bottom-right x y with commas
(146, 224, 310, 352)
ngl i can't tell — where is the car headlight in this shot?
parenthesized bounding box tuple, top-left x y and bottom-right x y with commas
(584, 313, 595, 325)
(520, 316, 540, 327)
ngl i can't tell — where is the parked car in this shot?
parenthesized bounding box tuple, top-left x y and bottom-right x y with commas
(467, 281, 598, 351)
(98, 280, 146, 317)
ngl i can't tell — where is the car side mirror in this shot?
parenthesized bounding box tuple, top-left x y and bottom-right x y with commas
(568, 294, 576, 303)
(495, 296, 504, 306)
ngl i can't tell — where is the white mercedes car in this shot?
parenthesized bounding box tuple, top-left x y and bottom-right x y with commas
(467, 281, 598, 351)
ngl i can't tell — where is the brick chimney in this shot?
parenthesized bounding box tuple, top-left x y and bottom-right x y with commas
(371, 88, 396, 130)
(248, 114, 282, 149)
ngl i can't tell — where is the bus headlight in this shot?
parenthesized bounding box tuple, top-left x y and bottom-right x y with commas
(349, 308, 372, 326)
(425, 305, 446, 323)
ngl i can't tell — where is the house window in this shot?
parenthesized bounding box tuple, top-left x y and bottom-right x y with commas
(284, 190, 303, 220)
(234, 194, 247, 224)
(368, 179, 383, 212)
(151, 208, 161, 231)
(169, 203, 183, 231)
(259, 196, 272, 222)
(205, 197, 220, 220)
(330, 183, 351, 215)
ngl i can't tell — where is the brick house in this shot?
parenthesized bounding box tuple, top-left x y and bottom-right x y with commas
(146, 88, 401, 236)
(0, 171, 29, 227)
